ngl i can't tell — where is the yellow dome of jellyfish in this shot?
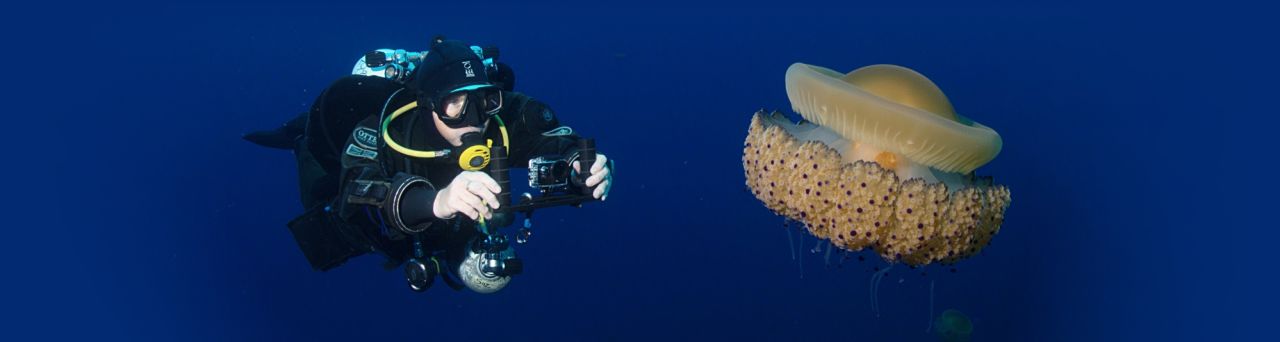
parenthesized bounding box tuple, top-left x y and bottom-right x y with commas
(743, 63, 1012, 266)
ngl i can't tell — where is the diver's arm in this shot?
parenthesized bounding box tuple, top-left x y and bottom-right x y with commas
(333, 117, 448, 245)
(336, 164, 444, 241)
(399, 186, 440, 226)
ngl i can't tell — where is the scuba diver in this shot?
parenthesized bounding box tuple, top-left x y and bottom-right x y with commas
(244, 37, 613, 293)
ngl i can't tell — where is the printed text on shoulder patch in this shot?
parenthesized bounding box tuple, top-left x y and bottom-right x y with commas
(353, 127, 379, 149)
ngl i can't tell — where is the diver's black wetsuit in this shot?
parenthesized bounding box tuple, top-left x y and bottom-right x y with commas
(288, 75, 584, 273)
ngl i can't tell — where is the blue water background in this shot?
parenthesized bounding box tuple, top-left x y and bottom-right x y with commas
(5, 2, 1271, 341)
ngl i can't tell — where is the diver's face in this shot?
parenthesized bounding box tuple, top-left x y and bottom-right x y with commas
(433, 93, 481, 146)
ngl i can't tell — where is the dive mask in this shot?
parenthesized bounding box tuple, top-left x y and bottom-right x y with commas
(429, 86, 503, 129)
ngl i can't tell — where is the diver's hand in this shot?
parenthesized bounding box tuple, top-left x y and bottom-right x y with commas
(573, 153, 612, 201)
(432, 171, 502, 220)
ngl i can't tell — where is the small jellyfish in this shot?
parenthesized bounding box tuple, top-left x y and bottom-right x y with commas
(934, 309, 973, 342)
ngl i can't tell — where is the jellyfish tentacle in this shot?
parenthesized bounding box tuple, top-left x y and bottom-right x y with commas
(870, 263, 895, 317)
(927, 279, 936, 333)
(823, 241, 833, 267)
(870, 265, 880, 316)
(798, 231, 805, 279)
(785, 219, 796, 261)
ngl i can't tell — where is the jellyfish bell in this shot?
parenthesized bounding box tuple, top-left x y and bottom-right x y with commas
(743, 63, 1012, 266)
(785, 63, 1002, 176)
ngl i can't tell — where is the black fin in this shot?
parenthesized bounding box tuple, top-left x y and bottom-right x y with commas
(243, 114, 306, 150)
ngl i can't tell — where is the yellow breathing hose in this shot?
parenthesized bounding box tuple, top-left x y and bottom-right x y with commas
(382, 101, 447, 158)
(381, 101, 510, 159)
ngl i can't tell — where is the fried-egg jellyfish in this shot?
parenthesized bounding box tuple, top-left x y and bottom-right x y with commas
(743, 63, 1011, 266)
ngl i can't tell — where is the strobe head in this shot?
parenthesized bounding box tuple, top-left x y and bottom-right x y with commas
(404, 258, 439, 292)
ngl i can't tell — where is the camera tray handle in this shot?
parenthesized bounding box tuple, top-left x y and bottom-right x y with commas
(487, 141, 599, 229)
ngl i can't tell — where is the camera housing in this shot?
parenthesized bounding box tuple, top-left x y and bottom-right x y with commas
(528, 156, 572, 192)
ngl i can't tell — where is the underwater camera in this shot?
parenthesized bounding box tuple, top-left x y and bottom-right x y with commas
(488, 138, 600, 227)
(528, 156, 572, 192)
(404, 139, 601, 293)
(527, 149, 598, 194)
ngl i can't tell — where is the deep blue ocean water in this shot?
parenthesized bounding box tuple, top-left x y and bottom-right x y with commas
(5, 2, 1272, 341)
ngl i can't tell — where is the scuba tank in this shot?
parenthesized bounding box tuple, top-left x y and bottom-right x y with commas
(353, 47, 512, 91)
